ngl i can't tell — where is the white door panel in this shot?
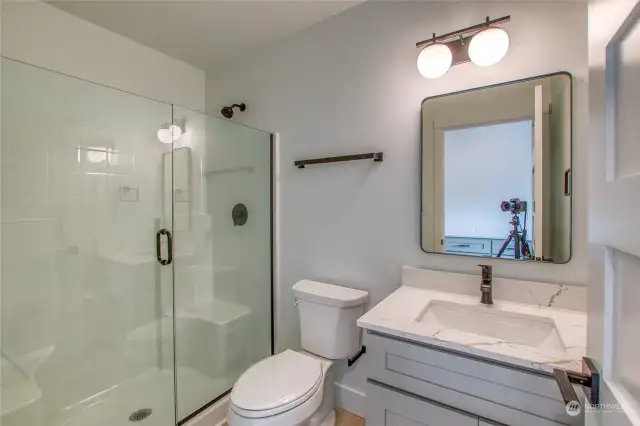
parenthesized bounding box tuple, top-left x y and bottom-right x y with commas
(589, 0, 640, 425)
(612, 14, 640, 178)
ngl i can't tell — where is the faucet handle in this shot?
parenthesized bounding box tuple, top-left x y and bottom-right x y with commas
(479, 264, 492, 281)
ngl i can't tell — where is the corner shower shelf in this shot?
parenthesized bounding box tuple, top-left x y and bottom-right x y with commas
(176, 300, 250, 326)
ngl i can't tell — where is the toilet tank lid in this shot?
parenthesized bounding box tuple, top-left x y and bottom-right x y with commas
(293, 280, 368, 308)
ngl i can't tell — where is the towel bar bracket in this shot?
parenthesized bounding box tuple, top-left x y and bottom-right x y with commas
(347, 346, 367, 367)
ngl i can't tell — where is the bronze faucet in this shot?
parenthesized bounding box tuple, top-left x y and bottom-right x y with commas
(479, 265, 493, 305)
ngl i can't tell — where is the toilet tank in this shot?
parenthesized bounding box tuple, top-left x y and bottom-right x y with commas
(293, 280, 368, 359)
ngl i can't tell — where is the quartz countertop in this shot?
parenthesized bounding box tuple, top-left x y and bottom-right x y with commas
(357, 286, 586, 373)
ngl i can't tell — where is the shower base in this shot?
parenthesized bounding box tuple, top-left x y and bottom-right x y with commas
(62, 367, 228, 426)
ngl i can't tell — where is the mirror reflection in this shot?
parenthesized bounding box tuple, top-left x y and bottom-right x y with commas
(421, 73, 572, 263)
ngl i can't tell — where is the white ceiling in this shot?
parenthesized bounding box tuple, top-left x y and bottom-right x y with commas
(50, 1, 362, 71)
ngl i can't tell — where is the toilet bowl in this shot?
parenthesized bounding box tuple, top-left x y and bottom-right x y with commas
(227, 350, 335, 426)
(227, 280, 368, 426)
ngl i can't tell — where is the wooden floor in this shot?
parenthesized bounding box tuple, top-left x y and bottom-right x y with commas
(222, 407, 364, 425)
(335, 407, 365, 425)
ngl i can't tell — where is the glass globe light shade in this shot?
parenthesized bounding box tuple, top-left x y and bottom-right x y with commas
(417, 43, 452, 79)
(157, 128, 173, 144)
(157, 124, 183, 144)
(468, 27, 509, 67)
(168, 124, 182, 140)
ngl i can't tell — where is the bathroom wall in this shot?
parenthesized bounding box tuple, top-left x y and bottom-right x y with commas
(2, 2, 205, 111)
(205, 1, 588, 415)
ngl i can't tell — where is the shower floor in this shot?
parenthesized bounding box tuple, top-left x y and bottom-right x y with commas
(62, 367, 228, 426)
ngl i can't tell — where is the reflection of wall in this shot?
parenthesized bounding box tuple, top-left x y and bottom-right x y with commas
(444, 121, 532, 239)
(421, 77, 566, 253)
(549, 79, 572, 263)
(205, 0, 588, 416)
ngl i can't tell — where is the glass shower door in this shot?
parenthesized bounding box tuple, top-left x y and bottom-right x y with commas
(1, 58, 177, 426)
(170, 107, 273, 421)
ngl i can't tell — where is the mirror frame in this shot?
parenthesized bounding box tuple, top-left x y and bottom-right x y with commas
(419, 71, 574, 263)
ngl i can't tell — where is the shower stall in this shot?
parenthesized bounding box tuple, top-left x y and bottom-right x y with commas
(0, 58, 273, 426)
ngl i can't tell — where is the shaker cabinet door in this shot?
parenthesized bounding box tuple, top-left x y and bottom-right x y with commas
(480, 419, 509, 426)
(366, 381, 478, 426)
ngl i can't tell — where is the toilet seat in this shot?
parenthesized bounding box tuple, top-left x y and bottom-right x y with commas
(230, 350, 323, 419)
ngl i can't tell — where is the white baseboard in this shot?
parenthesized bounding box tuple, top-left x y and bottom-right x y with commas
(334, 382, 365, 418)
(185, 395, 229, 426)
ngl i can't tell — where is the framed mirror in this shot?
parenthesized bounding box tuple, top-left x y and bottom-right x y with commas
(421, 72, 572, 263)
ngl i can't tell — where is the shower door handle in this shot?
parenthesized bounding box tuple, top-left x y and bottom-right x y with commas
(156, 229, 173, 266)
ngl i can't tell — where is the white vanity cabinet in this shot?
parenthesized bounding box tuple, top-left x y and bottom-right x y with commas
(480, 421, 508, 426)
(366, 380, 478, 426)
(363, 331, 582, 426)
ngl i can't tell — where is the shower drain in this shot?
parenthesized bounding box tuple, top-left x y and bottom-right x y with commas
(129, 408, 152, 422)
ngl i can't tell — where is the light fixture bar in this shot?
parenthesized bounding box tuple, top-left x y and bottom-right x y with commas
(416, 15, 510, 48)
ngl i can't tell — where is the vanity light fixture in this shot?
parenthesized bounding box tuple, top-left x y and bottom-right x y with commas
(417, 42, 453, 79)
(468, 26, 510, 67)
(415, 15, 510, 78)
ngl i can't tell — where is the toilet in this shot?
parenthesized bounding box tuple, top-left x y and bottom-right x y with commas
(227, 280, 368, 426)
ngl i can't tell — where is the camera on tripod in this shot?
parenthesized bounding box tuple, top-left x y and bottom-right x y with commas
(500, 198, 527, 214)
(496, 197, 532, 260)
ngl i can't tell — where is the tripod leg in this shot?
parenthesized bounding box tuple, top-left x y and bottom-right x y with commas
(522, 239, 531, 259)
(497, 233, 513, 258)
(514, 232, 521, 259)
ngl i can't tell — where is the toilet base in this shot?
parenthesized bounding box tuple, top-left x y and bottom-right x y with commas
(317, 409, 335, 426)
(305, 357, 335, 426)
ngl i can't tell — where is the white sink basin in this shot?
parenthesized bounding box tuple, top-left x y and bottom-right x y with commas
(416, 300, 567, 354)
(358, 285, 587, 372)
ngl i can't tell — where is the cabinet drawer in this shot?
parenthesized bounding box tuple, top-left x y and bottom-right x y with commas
(366, 380, 478, 426)
(480, 420, 508, 426)
(490, 238, 533, 257)
(444, 237, 492, 255)
(365, 332, 581, 426)
(491, 239, 515, 256)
